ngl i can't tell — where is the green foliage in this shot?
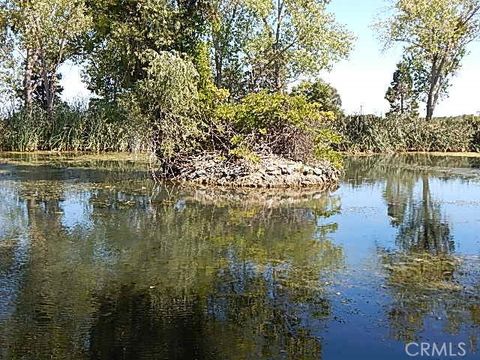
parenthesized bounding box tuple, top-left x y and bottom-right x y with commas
(379, 0, 480, 119)
(83, 0, 210, 100)
(0, 101, 151, 152)
(0, 107, 46, 151)
(208, 0, 354, 95)
(291, 79, 344, 118)
(210, 0, 255, 98)
(193, 42, 230, 109)
(385, 56, 419, 116)
(215, 92, 342, 165)
(120, 50, 204, 161)
(2, 0, 92, 114)
(0, 0, 353, 172)
(245, 0, 354, 91)
(337, 114, 480, 153)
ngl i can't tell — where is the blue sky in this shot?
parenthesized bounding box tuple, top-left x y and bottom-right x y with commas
(60, 0, 480, 116)
(321, 0, 480, 115)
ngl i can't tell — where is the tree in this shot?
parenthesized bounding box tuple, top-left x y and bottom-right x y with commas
(120, 50, 203, 167)
(83, 0, 210, 102)
(291, 79, 343, 118)
(0, 5, 19, 107)
(209, 0, 254, 98)
(245, 0, 353, 92)
(380, 0, 480, 120)
(1, 0, 91, 117)
(385, 57, 419, 116)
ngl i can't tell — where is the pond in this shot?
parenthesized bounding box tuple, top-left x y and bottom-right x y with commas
(0, 153, 479, 360)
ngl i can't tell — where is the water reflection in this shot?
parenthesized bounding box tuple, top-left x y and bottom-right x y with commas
(1, 153, 480, 359)
(344, 155, 480, 348)
(0, 160, 343, 359)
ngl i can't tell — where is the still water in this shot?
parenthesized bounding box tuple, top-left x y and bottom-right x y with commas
(0, 153, 479, 360)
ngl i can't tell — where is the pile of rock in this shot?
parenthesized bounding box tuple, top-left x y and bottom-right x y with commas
(171, 153, 340, 188)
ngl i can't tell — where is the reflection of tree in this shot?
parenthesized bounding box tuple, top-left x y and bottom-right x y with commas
(1, 182, 102, 360)
(0, 176, 344, 360)
(353, 155, 480, 346)
(347, 155, 454, 254)
(394, 175, 454, 254)
(84, 193, 343, 360)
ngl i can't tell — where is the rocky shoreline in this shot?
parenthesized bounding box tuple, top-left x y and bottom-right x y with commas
(169, 153, 341, 188)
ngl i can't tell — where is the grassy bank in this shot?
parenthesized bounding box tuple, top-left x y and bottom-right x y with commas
(2, 103, 479, 170)
(336, 115, 480, 153)
(0, 103, 151, 153)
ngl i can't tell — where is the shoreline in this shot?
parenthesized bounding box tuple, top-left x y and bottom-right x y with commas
(1, 150, 479, 190)
(340, 151, 480, 157)
(2, 150, 479, 157)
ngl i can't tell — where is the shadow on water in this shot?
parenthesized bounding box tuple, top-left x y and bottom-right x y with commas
(0, 153, 479, 359)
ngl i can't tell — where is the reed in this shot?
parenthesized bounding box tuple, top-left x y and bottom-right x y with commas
(337, 114, 480, 153)
(0, 102, 152, 153)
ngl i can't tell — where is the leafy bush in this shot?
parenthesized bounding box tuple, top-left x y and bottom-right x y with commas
(121, 50, 206, 165)
(214, 92, 342, 166)
(337, 114, 480, 153)
(291, 79, 344, 119)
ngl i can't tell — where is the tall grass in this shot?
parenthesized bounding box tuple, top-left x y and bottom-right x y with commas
(0, 101, 152, 152)
(337, 115, 480, 153)
(2, 104, 479, 156)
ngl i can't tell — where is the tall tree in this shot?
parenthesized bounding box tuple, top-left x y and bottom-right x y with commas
(1, 0, 91, 116)
(245, 0, 353, 92)
(83, 0, 210, 102)
(385, 57, 419, 116)
(380, 0, 480, 120)
(210, 0, 254, 98)
(0, 5, 19, 107)
(291, 79, 343, 118)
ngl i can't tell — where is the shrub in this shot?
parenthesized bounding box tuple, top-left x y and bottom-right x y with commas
(214, 92, 342, 166)
(121, 50, 206, 166)
(291, 79, 344, 119)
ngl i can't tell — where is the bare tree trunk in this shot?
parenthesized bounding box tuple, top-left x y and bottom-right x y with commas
(426, 54, 446, 121)
(213, 39, 223, 88)
(274, 62, 282, 92)
(426, 91, 435, 121)
(41, 67, 55, 119)
(46, 78, 55, 119)
(273, 0, 284, 92)
(422, 174, 430, 250)
(23, 48, 38, 115)
(426, 62, 439, 121)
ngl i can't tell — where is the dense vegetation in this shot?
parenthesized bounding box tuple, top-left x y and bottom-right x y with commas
(338, 114, 480, 153)
(0, 0, 479, 170)
(0, 0, 354, 168)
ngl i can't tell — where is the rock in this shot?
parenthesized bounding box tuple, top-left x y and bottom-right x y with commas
(161, 152, 340, 189)
(313, 167, 323, 176)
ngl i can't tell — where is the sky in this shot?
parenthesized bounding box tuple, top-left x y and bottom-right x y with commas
(59, 0, 480, 116)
